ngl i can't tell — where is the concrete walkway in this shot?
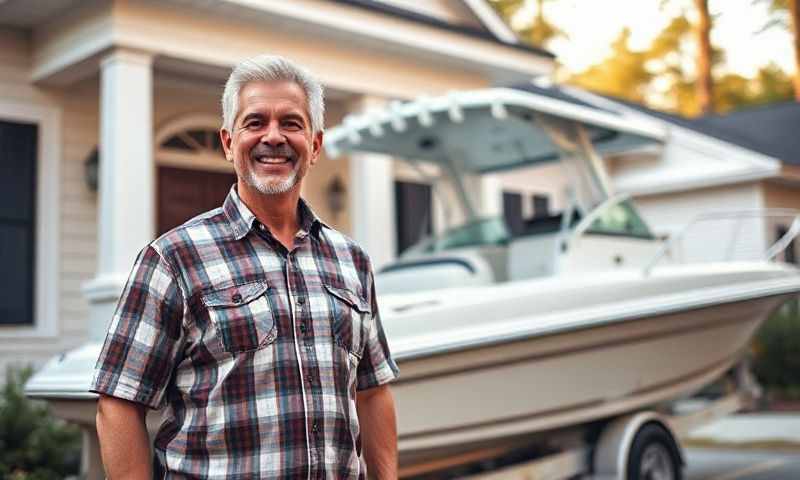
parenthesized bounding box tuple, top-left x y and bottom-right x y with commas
(688, 413, 800, 445)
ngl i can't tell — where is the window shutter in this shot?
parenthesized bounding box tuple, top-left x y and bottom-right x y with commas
(0, 121, 38, 325)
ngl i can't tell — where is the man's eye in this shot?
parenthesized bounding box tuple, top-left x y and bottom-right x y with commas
(245, 121, 261, 129)
(283, 121, 302, 130)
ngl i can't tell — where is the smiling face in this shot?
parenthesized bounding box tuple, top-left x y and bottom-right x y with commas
(220, 80, 323, 199)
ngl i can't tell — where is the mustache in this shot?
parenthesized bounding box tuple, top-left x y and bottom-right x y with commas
(250, 144, 297, 160)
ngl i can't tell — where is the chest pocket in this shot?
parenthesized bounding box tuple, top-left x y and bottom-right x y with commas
(323, 283, 371, 359)
(201, 281, 276, 354)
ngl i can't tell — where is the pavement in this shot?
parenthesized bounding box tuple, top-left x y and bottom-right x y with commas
(687, 412, 800, 447)
(685, 447, 800, 479)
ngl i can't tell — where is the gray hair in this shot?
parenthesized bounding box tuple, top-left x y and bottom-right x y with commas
(221, 55, 325, 135)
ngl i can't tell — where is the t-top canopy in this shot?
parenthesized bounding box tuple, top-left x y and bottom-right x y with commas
(325, 88, 666, 174)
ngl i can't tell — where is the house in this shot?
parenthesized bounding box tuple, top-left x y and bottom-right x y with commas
(0, 0, 555, 385)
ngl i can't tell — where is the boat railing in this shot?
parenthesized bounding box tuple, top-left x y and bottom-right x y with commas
(643, 209, 800, 275)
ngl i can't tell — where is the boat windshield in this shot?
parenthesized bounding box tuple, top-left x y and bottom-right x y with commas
(586, 199, 655, 239)
(405, 217, 510, 254)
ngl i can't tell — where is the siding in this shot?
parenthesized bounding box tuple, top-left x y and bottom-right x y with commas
(0, 28, 94, 379)
(760, 180, 800, 256)
(634, 182, 768, 264)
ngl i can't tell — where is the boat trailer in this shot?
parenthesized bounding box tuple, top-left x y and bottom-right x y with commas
(400, 372, 755, 480)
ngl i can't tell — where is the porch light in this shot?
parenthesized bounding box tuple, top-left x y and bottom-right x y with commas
(326, 175, 346, 219)
(84, 147, 99, 191)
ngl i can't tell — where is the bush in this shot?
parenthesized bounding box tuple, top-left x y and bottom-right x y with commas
(0, 366, 82, 480)
(752, 302, 800, 398)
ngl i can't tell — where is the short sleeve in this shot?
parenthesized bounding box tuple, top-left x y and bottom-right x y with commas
(90, 245, 186, 409)
(356, 270, 399, 391)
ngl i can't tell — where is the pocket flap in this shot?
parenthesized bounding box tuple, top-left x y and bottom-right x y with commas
(323, 283, 371, 314)
(201, 281, 270, 308)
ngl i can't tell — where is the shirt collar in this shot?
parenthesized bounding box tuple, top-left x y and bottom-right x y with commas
(222, 185, 326, 241)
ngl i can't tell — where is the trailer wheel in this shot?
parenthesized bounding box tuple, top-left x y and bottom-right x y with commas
(626, 423, 683, 480)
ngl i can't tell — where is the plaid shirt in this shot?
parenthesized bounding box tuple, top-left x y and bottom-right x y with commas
(91, 187, 399, 479)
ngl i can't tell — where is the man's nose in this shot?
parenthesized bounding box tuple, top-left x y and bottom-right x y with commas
(260, 123, 285, 145)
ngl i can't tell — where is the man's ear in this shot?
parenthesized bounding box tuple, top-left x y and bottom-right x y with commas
(310, 131, 324, 166)
(220, 128, 233, 162)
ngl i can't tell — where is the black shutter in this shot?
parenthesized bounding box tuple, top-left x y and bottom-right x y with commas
(395, 181, 432, 255)
(0, 120, 38, 325)
(503, 191, 524, 236)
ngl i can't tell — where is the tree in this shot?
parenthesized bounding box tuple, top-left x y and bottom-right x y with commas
(568, 3, 793, 116)
(568, 28, 653, 104)
(793, 0, 800, 100)
(489, 0, 565, 49)
(694, 0, 715, 113)
(765, 0, 800, 100)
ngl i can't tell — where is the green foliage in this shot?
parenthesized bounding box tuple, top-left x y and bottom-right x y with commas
(488, 0, 565, 48)
(0, 367, 82, 480)
(568, 10, 794, 117)
(568, 28, 653, 104)
(752, 303, 800, 394)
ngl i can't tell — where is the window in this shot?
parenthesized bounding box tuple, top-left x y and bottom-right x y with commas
(503, 191, 524, 236)
(395, 181, 432, 255)
(160, 128, 223, 156)
(0, 121, 37, 325)
(532, 194, 550, 219)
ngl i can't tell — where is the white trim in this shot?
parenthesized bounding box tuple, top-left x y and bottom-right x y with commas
(461, 0, 519, 44)
(621, 168, 776, 197)
(0, 100, 61, 338)
(202, 0, 550, 76)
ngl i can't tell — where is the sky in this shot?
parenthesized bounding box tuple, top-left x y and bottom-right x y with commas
(509, 0, 795, 77)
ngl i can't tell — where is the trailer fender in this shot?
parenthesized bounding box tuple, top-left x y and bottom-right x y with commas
(592, 411, 684, 479)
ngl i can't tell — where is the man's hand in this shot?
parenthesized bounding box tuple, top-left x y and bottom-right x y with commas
(356, 384, 398, 479)
(96, 394, 152, 479)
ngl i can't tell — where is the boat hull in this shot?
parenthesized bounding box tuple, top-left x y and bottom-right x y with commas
(392, 292, 792, 467)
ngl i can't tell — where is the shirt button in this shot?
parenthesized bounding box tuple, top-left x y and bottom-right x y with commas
(297, 296, 305, 305)
(306, 374, 313, 384)
(299, 323, 307, 333)
(231, 293, 243, 304)
(312, 422, 318, 433)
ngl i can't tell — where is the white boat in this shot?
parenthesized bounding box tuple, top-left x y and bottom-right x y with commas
(324, 87, 800, 470)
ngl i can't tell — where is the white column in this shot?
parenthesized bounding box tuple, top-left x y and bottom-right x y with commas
(84, 49, 154, 341)
(347, 96, 397, 271)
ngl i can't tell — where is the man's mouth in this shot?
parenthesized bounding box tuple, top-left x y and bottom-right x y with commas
(255, 156, 292, 165)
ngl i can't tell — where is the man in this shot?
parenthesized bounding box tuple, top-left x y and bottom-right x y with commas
(91, 55, 399, 479)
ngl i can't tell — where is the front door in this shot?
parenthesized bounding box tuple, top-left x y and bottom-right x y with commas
(157, 167, 236, 235)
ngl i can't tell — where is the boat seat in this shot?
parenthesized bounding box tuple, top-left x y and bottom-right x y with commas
(375, 251, 496, 294)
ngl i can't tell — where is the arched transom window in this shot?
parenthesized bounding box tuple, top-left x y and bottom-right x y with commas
(161, 128, 222, 154)
(155, 115, 230, 172)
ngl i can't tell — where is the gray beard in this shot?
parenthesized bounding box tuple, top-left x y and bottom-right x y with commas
(244, 165, 299, 195)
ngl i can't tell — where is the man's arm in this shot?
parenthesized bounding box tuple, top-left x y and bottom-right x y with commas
(96, 394, 152, 479)
(356, 384, 398, 479)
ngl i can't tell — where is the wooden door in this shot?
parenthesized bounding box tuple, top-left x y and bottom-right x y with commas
(157, 167, 237, 235)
